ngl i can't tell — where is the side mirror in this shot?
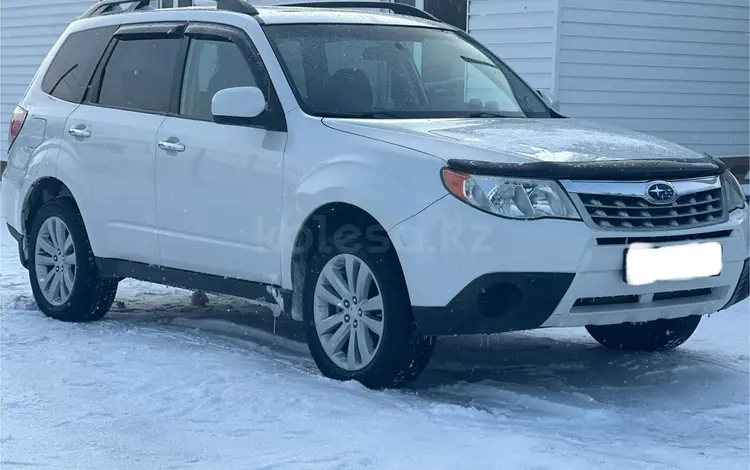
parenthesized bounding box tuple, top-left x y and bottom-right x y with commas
(536, 89, 560, 112)
(212, 86, 266, 121)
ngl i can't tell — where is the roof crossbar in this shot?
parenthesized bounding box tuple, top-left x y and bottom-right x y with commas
(80, 0, 259, 19)
(285, 1, 441, 23)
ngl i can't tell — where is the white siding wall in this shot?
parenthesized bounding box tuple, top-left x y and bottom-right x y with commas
(0, 0, 95, 155)
(468, 0, 559, 92)
(557, 0, 750, 156)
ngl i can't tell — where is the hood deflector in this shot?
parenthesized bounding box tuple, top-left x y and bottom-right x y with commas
(447, 156, 726, 181)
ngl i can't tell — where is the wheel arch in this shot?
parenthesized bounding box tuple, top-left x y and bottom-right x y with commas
(21, 177, 80, 236)
(20, 161, 102, 252)
(287, 202, 407, 321)
(18, 177, 83, 269)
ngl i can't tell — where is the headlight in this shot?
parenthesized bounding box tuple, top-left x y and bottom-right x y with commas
(722, 170, 746, 212)
(442, 169, 580, 220)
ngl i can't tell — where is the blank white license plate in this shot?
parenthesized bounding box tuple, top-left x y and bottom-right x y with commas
(624, 242, 723, 286)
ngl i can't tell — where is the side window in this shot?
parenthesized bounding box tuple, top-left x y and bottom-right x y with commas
(97, 37, 182, 114)
(42, 26, 117, 103)
(179, 37, 259, 121)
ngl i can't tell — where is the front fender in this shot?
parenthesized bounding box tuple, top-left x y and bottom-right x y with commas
(279, 152, 446, 289)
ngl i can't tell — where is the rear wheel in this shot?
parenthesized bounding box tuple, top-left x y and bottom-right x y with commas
(28, 198, 118, 322)
(586, 315, 701, 352)
(304, 232, 433, 389)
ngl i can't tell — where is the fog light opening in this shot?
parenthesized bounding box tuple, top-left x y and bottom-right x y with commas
(477, 283, 523, 318)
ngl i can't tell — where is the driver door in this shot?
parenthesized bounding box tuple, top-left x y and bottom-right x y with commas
(154, 23, 287, 284)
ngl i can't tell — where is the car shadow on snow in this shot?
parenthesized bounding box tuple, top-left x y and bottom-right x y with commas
(103, 288, 748, 417)
(412, 332, 747, 416)
(7, 287, 748, 421)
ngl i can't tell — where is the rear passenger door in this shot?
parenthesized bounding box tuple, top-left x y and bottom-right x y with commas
(63, 23, 185, 264)
(154, 23, 287, 284)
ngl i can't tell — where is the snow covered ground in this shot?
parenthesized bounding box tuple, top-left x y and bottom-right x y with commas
(1, 201, 748, 469)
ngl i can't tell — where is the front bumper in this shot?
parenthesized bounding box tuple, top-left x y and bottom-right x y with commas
(412, 272, 574, 335)
(720, 258, 749, 311)
(389, 196, 749, 335)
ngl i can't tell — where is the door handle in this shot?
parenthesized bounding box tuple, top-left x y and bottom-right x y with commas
(68, 127, 91, 138)
(158, 140, 185, 153)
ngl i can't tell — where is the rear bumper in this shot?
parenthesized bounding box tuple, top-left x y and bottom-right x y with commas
(2, 166, 22, 233)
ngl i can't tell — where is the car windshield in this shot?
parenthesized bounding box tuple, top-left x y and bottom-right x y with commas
(263, 23, 553, 119)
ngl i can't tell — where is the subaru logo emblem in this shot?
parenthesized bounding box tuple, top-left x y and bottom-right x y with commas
(645, 181, 677, 205)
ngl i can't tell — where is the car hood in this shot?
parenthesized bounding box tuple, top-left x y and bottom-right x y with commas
(322, 117, 706, 165)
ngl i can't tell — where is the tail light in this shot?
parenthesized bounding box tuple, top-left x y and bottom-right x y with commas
(8, 106, 27, 150)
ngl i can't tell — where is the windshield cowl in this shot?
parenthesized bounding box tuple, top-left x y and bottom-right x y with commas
(315, 110, 532, 119)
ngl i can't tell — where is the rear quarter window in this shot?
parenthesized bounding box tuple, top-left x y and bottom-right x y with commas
(42, 26, 117, 103)
(96, 37, 182, 114)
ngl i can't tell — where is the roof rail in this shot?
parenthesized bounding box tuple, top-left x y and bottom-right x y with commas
(80, 0, 258, 19)
(215, 0, 259, 15)
(285, 1, 441, 23)
(80, 0, 152, 18)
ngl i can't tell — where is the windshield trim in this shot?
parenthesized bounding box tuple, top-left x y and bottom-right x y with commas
(262, 23, 559, 120)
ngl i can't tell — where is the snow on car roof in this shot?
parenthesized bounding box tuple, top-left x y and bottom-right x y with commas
(253, 6, 449, 27)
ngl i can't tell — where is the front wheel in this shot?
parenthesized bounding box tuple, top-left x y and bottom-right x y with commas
(586, 315, 702, 352)
(304, 234, 433, 389)
(28, 198, 118, 322)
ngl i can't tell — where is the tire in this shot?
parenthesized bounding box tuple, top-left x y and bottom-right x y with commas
(28, 198, 118, 322)
(303, 230, 434, 389)
(586, 315, 702, 352)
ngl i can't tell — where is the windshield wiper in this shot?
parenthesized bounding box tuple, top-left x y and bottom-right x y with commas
(321, 110, 517, 119)
(319, 111, 404, 119)
(460, 55, 499, 69)
(466, 111, 515, 118)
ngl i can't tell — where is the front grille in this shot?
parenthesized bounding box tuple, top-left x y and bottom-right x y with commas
(577, 188, 724, 230)
(596, 229, 733, 246)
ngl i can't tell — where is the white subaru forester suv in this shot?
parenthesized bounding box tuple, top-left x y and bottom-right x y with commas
(4, 0, 748, 388)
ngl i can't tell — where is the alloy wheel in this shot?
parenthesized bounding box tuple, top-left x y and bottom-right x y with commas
(34, 216, 77, 306)
(313, 253, 385, 371)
